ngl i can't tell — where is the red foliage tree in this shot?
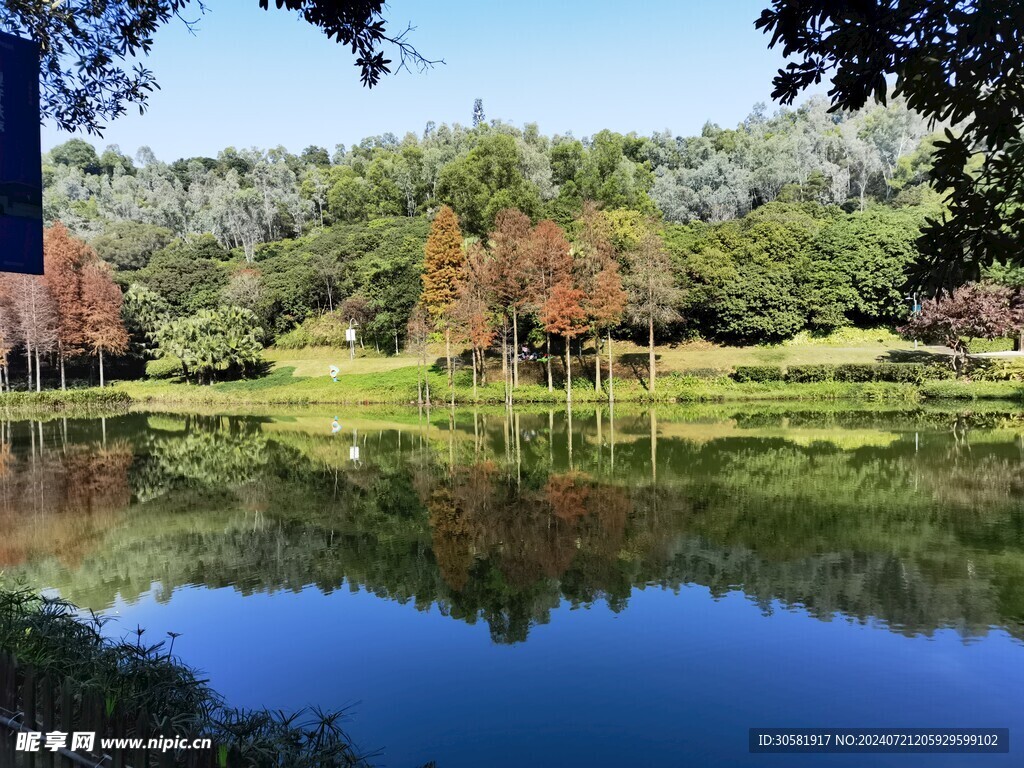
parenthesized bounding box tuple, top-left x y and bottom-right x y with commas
(528, 219, 572, 391)
(541, 279, 589, 402)
(81, 261, 129, 387)
(486, 208, 533, 392)
(42, 223, 90, 389)
(901, 282, 1024, 372)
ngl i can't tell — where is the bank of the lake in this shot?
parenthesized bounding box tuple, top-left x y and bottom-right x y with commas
(113, 366, 1024, 407)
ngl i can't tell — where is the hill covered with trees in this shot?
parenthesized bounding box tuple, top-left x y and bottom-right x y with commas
(4, 96, 1005, 392)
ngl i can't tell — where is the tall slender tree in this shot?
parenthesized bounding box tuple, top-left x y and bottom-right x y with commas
(10, 275, 57, 392)
(541, 280, 589, 403)
(455, 242, 497, 399)
(588, 261, 627, 402)
(528, 220, 573, 392)
(421, 205, 466, 402)
(42, 223, 89, 390)
(81, 262, 130, 387)
(625, 231, 683, 395)
(487, 209, 533, 391)
(573, 203, 619, 391)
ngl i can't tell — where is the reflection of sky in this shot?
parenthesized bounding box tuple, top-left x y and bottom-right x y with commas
(108, 583, 1024, 768)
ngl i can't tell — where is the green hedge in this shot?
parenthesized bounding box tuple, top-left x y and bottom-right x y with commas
(0, 389, 131, 412)
(732, 365, 785, 383)
(785, 364, 836, 383)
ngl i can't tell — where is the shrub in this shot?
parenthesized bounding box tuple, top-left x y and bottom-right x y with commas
(833, 364, 877, 383)
(969, 359, 1024, 381)
(963, 336, 1015, 353)
(785, 364, 835, 383)
(874, 363, 926, 384)
(145, 355, 182, 379)
(732, 365, 785, 383)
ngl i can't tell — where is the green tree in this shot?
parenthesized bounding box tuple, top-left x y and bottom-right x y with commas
(436, 134, 542, 235)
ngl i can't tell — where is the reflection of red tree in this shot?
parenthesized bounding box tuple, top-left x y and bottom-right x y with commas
(0, 441, 133, 568)
(545, 472, 590, 521)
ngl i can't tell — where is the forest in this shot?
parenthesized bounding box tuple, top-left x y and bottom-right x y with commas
(1, 96, 1018, 392)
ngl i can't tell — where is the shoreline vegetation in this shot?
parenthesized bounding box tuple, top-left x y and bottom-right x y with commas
(0, 586, 380, 768)
(0, 362, 1022, 413)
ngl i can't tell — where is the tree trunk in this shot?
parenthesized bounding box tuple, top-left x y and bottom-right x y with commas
(512, 305, 519, 388)
(60, 346, 66, 391)
(500, 320, 509, 405)
(594, 331, 601, 392)
(648, 315, 656, 394)
(472, 345, 478, 400)
(565, 339, 572, 404)
(35, 348, 41, 392)
(99, 348, 105, 388)
(26, 342, 32, 389)
(546, 333, 553, 392)
(445, 327, 452, 387)
(607, 329, 614, 404)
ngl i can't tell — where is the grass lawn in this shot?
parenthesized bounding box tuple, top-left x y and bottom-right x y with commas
(106, 330, 1024, 408)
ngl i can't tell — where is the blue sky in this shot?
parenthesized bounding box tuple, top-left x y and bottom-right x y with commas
(42, 0, 808, 160)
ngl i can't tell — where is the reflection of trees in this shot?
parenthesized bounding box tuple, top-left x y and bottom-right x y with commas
(132, 424, 268, 502)
(5, 409, 1024, 645)
(0, 420, 133, 569)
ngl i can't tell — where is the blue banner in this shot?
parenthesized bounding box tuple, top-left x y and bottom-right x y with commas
(0, 30, 43, 275)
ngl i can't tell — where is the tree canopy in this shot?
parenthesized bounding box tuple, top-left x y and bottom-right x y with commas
(757, 0, 1024, 285)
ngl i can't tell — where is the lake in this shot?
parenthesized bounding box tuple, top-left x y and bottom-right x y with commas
(2, 405, 1023, 767)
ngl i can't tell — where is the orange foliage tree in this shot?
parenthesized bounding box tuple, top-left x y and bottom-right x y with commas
(421, 205, 466, 399)
(454, 242, 497, 398)
(81, 261, 129, 387)
(588, 262, 627, 402)
(486, 209, 533, 392)
(541, 279, 589, 402)
(42, 223, 89, 389)
(528, 220, 572, 392)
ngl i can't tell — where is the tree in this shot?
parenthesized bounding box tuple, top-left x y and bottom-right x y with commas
(588, 262, 627, 403)
(42, 223, 89, 389)
(454, 243, 497, 399)
(81, 262, 129, 387)
(900, 283, 1024, 372)
(472, 98, 486, 128)
(1, 1, 435, 134)
(572, 203, 618, 391)
(625, 231, 683, 394)
(91, 222, 174, 271)
(436, 134, 542, 235)
(9, 275, 57, 391)
(406, 303, 432, 405)
(154, 306, 264, 384)
(756, 0, 1024, 285)
(421, 206, 465, 398)
(541, 281, 589, 403)
(528, 220, 573, 391)
(486, 209, 533, 392)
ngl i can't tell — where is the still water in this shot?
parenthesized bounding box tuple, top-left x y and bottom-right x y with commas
(2, 406, 1023, 767)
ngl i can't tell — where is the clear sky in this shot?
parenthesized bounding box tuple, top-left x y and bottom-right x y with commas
(41, 0, 809, 160)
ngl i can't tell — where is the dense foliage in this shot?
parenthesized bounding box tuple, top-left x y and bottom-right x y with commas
(758, 0, 1024, 285)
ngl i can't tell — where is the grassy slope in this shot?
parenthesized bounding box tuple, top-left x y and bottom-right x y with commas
(111, 335, 1024, 407)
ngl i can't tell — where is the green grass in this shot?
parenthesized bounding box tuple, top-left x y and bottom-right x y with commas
(0, 388, 131, 414)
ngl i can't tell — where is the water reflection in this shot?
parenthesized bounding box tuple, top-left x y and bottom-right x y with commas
(3, 407, 1023, 644)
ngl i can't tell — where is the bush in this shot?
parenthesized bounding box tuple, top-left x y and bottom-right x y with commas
(874, 363, 926, 384)
(833, 364, 877, 383)
(785, 364, 835, 383)
(732, 365, 785, 383)
(969, 359, 1024, 381)
(146, 355, 182, 379)
(963, 336, 1016, 353)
